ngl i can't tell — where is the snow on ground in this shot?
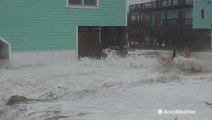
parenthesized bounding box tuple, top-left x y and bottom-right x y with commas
(0, 50, 212, 120)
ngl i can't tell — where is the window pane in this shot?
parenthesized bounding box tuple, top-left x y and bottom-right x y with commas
(69, 0, 82, 5)
(131, 15, 136, 21)
(84, 0, 97, 6)
(201, 9, 204, 19)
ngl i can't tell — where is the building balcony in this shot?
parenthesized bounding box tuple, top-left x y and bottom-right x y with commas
(162, 18, 193, 27)
(129, 0, 193, 12)
(128, 18, 193, 27)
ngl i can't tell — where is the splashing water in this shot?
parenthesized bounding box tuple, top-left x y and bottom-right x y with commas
(173, 56, 212, 73)
(0, 51, 212, 120)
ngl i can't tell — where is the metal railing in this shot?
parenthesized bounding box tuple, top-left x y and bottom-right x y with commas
(128, 18, 193, 27)
(162, 18, 193, 26)
(129, 0, 193, 11)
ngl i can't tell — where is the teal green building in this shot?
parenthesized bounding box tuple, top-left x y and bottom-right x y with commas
(193, 0, 212, 29)
(193, 0, 212, 48)
(128, 0, 212, 49)
(0, 0, 126, 65)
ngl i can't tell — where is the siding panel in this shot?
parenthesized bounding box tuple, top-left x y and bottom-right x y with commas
(0, 0, 126, 51)
(193, 0, 212, 29)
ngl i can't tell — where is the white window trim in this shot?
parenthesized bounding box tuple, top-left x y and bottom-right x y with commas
(66, 0, 99, 9)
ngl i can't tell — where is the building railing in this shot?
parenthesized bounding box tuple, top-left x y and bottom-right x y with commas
(128, 18, 193, 27)
(129, 0, 193, 11)
(162, 18, 193, 26)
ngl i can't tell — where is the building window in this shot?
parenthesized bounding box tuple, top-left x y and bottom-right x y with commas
(67, 0, 98, 8)
(201, 9, 205, 19)
(170, 0, 173, 5)
(84, 0, 97, 6)
(166, 0, 169, 6)
(69, 0, 82, 5)
(140, 14, 143, 21)
(155, 13, 161, 25)
(131, 15, 136, 21)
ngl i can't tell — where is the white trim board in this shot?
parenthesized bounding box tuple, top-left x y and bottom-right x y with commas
(11, 50, 76, 67)
(66, 0, 99, 9)
(0, 37, 12, 60)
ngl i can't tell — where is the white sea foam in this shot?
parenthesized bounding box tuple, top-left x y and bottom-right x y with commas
(173, 56, 212, 73)
(0, 51, 212, 120)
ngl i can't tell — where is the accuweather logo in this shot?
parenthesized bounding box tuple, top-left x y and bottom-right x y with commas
(157, 109, 196, 115)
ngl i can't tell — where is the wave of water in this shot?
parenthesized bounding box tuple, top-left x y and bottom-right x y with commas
(173, 56, 212, 73)
(0, 51, 212, 119)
